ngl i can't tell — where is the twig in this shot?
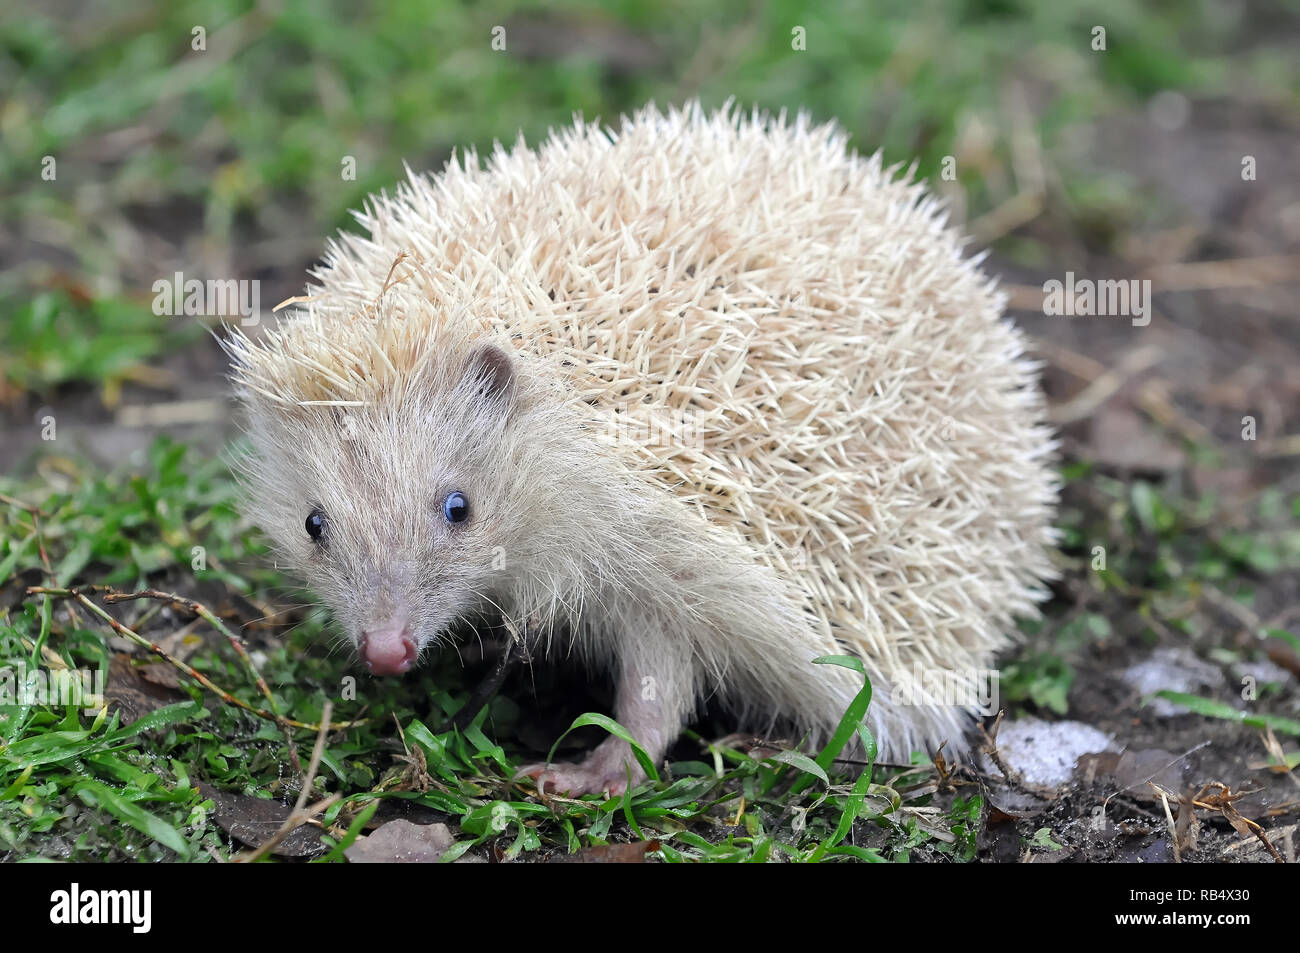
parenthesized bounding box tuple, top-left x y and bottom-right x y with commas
(104, 588, 302, 773)
(1138, 255, 1300, 292)
(1134, 379, 1215, 445)
(968, 190, 1044, 245)
(234, 702, 337, 863)
(20, 505, 82, 633)
(1036, 339, 1214, 444)
(26, 586, 358, 731)
(1154, 785, 1182, 863)
(1047, 346, 1164, 425)
(0, 492, 46, 516)
(978, 710, 1041, 794)
(1257, 434, 1300, 458)
(115, 399, 226, 428)
(1187, 781, 1285, 863)
(1201, 584, 1262, 633)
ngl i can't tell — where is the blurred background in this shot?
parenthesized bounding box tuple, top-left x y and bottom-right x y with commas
(2, 0, 1297, 467)
(1, 0, 1299, 862)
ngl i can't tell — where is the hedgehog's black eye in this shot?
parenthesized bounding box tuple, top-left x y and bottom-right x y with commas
(443, 491, 469, 524)
(305, 508, 327, 541)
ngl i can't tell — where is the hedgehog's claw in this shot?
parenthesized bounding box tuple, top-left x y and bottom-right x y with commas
(517, 745, 647, 797)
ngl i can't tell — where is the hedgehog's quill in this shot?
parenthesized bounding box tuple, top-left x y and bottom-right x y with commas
(227, 102, 1058, 795)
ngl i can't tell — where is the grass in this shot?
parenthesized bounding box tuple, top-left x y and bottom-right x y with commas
(0, 290, 201, 405)
(1, 438, 986, 862)
(2, 1, 1298, 861)
(4, 1, 1297, 387)
(1003, 459, 1300, 784)
(4, 435, 1292, 860)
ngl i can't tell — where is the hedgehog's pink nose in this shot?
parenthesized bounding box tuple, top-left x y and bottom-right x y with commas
(360, 624, 417, 676)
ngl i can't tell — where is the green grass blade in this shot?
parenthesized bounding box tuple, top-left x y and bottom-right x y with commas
(74, 780, 192, 860)
(1155, 691, 1300, 736)
(544, 712, 659, 784)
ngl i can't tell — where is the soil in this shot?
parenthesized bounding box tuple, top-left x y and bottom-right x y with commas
(3, 96, 1297, 862)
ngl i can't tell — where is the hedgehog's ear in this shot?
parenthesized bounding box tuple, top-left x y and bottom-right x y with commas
(465, 343, 516, 404)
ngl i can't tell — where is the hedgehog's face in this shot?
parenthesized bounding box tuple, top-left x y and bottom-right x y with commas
(247, 343, 523, 676)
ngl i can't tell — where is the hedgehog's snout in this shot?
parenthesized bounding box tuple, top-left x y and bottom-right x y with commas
(360, 614, 417, 676)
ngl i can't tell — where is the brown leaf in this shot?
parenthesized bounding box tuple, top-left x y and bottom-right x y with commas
(1225, 813, 1253, 837)
(1087, 405, 1186, 472)
(344, 819, 455, 863)
(197, 782, 326, 858)
(105, 654, 188, 724)
(1111, 749, 1186, 797)
(548, 840, 660, 863)
(983, 785, 1050, 820)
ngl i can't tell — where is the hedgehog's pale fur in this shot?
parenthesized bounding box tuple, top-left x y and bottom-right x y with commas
(229, 101, 1058, 782)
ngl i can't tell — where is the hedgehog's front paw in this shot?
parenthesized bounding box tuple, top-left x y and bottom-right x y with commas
(517, 742, 647, 797)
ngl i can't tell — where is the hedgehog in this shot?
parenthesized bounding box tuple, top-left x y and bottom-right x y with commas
(227, 101, 1058, 795)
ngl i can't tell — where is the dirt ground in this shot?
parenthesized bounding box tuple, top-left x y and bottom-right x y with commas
(967, 97, 1299, 863)
(3, 96, 1297, 862)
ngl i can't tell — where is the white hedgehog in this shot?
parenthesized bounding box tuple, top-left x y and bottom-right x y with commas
(228, 101, 1058, 795)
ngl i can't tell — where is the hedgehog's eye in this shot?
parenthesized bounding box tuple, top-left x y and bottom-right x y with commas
(305, 508, 328, 541)
(443, 491, 469, 524)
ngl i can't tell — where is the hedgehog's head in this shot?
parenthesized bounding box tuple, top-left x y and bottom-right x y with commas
(233, 328, 543, 675)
